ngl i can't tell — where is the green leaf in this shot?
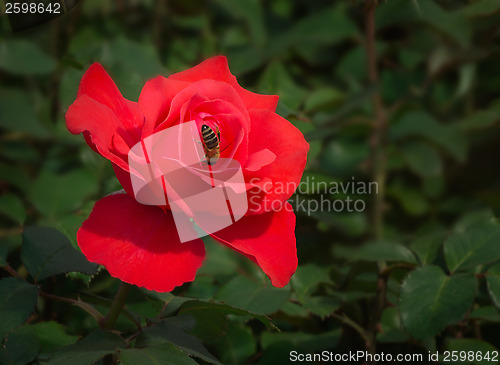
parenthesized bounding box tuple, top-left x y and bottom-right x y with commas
(486, 262, 500, 310)
(455, 64, 476, 99)
(215, 276, 290, 315)
(29, 169, 98, 218)
(0, 162, 30, 192)
(211, 321, 256, 365)
(453, 210, 496, 233)
(462, 0, 500, 17)
(313, 84, 379, 127)
(0, 40, 56, 75)
(45, 330, 126, 365)
(409, 231, 446, 266)
(470, 306, 500, 322)
(120, 343, 199, 365)
(390, 111, 467, 162)
(257, 342, 296, 364)
(196, 238, 239, 276)
(135, 317, 222, 365)
(59, 67, 86, 110)
(261, 329, 341, 352)
(0, 277, 38, 340)
(0, 140, 40, 164)
(100, 38, 164, 100)
(399, 49, 423, 70)
(291, 264, 332, 300)
(31, 321, 79, 355)
(280, 301, 309, 318)
(419, 1, 471, 48)
(145, 292, 192, 317)
(228, 3, 357, 75)
(310, 210, 368, 238)
(320, 139, 370, 177)
(378, 307, 408, 343)
(0, 325, 39, 365)
(336, 47, 367, 81)
(444, 222, 500, 273)
(303, 87, 344, 113)
(422, 175, 445, 199)
(333, 241, 417, 264)
(0, 234, 22, 257)
(281, 4, 358, 47)
(376, 0, 419, 29)
(445, 339, 498, 365)
(0, 194, 26, 224)
(300, 296, 340, 319)
(257, 60, 307, 110)
(213, 0, 266, 47)
(178, 300, 276, 335)
(103, 38, 164, 78)
(183, 276, 217, 300)
(386, 180, 429, 216)
(21, 226, 98, 281)
(400, 141, 442, 177)
(0, 88, 50, 138)
(459, 108, 500, 132)
(290, 120, 321, 166)
(399, 266, 476, 340)
(290, 265, 338, 318)
(176, 301, 233, 340)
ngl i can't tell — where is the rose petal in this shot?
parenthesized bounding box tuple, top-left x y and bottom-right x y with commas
(169, 56, 279, 112)
(113, 164, 136, 198)
(244, 109, 309, 214)
(66, 95, 130, 171)
(211, 202, 297, 287)
(156, 79, 250, 132)
(70, 63, 144, 146)
(138, 76, 190, 138)
(78, 193, 205, 292)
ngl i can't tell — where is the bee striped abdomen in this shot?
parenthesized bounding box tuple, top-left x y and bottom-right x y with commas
(201, 124, 220, 165)
(201, 125, 219, 150)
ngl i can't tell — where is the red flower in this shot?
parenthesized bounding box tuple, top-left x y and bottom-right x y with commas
(66, 56, 309, 292)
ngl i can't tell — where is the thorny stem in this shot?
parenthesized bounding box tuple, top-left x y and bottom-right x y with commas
(364, 1, 388, 362)
(101, 283, 132, 365)
(333, 313, 370, 345)
(40, 291, 81, 305)
(1, 264, 22, 278)
(40, 291, 105, 324)
(365, 0, 387, 243)
(101, 282, 132, 330)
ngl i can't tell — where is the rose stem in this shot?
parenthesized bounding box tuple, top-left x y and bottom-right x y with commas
(364, 0, 388, 362)
(101, 282, 133, 330)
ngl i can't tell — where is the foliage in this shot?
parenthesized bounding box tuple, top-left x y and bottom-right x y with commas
(2, 0, 500, 364)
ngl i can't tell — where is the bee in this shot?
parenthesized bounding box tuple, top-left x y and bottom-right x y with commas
(201, 124, 220, 165)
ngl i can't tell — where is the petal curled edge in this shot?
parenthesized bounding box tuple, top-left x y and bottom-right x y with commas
(211, 203, 298, 287)
(66, 63, 144, 165)
(244, 109, 309, 215)
(138, 76, 190, 138)
(168, 56, 279, 112)
(66, 95, 129, 171)
(78, 193, 205, 292)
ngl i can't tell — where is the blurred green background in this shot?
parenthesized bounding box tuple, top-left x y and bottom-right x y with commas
(2, 0, 500, 364)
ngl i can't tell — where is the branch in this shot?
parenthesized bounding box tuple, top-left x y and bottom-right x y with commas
(364, 1, 389, 361)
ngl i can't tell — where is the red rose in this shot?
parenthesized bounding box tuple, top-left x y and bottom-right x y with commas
(66, 56, 309, 292)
